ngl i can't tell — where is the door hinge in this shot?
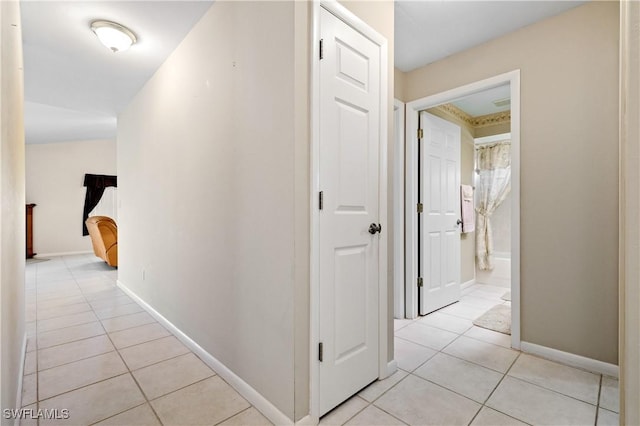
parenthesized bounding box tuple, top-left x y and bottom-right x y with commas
(417, 128, 424, 139)
(319, 39, 324, 60)
(319, 342, 324, 362)
(417, 277, 423, 287)
(417, 203, 423, 213)
(319, 191, 324, 210)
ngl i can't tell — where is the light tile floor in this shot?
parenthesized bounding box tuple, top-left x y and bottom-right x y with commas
(23, 255, 272, 426)
(23, 256, 620, 425)
(323, 284, 620, 426)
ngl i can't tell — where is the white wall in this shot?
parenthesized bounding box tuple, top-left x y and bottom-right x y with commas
(118, 1, 298, 419)
(0, 0, 25, 412)
(25, 139, 116, 256)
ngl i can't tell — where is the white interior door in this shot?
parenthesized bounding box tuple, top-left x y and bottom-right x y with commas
(318, 7, 381, 416)
(419, 111, 461, 315)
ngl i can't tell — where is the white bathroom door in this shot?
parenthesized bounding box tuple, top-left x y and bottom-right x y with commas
(318, 7, 381, 416)
(419, 111, 461, 315)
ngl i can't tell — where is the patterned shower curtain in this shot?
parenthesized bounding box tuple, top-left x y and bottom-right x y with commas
(476, 142, 511, 270)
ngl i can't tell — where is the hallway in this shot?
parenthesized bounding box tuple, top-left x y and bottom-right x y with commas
(22, 255, 271, 425)
(21, 255, 620, 425)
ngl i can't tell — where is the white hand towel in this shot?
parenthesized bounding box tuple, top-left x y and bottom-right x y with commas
(461, 184, 475, 233)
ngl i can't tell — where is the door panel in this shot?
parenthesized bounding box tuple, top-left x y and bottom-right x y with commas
(319, 7, 381, 416)
(419, 111, 461, 315)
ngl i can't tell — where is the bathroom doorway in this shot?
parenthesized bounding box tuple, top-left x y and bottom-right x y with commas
(401, 71, 521, 350)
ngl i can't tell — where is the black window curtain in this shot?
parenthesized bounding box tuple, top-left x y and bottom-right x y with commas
(83, 174, 117, 236)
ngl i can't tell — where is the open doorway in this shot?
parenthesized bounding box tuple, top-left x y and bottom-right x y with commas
(399, 71, 521, 350)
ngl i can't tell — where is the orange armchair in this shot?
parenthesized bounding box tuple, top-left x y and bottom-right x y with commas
(85, 216, 118, 267)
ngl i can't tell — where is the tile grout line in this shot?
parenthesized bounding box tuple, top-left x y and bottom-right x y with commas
(595, 374, 603, 426)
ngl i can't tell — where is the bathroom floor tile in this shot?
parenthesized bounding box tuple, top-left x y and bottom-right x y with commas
(374, 374, 480, 426)
(438, 302, 489, 320)
(394, 338, 437, 372)
(508, 354, 600, 404)
(443, 336, 519, 373)
(358, 369, 408, 402)
(464, 326, 512, 348)
(345, 405, 405, 425)
(395, 323, 459, 351)
(394, 319, 413, 331)
(320, 396, 368, 425)
(417, 312, 473, 334)
(486, 376, 596, 425)
(414, 352, 503, 403)
(470, 407, 528, 425)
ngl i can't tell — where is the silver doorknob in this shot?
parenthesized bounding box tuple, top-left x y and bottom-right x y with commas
(368, 223, 382, 235)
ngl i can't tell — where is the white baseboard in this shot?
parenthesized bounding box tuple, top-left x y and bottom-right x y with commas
(116, 280, 294, 425)
(461, 279, 476, 290)
(386, 360, 398, 376)
(14, 333, 27, 425)
(35, 250, 92, 258)
(520, 341, 619, 378)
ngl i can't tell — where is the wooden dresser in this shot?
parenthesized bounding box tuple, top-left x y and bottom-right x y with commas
(26, 204, 36, 258)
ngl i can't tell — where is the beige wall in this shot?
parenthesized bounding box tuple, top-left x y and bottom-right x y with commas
(26, 139, 116, 256)
(405, 1, 619, 363)
(0, 0, 25, 413)
(394, 68, 406, 102)
(118, 1, 298, 419)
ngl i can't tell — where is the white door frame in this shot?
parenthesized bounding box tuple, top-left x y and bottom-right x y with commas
(394, 99, 405, 319)
(620, 1, 640, 423)
(309, 1, 389, 422)
(405, 70, 521, 350)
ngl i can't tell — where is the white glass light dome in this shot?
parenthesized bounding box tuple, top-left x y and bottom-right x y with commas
(91, 20, 137, 53)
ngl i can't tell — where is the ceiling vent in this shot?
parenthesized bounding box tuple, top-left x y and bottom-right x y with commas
(493, 98, 511, 108)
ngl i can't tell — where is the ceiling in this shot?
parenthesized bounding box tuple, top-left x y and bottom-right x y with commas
(21, 1, 213, 144)
(395, 1, 586, 72)
(451, 84, 511, 117)
(22, 0, 586, 144)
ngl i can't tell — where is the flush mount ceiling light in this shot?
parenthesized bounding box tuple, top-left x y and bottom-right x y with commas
(90, 20, 137, 53)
